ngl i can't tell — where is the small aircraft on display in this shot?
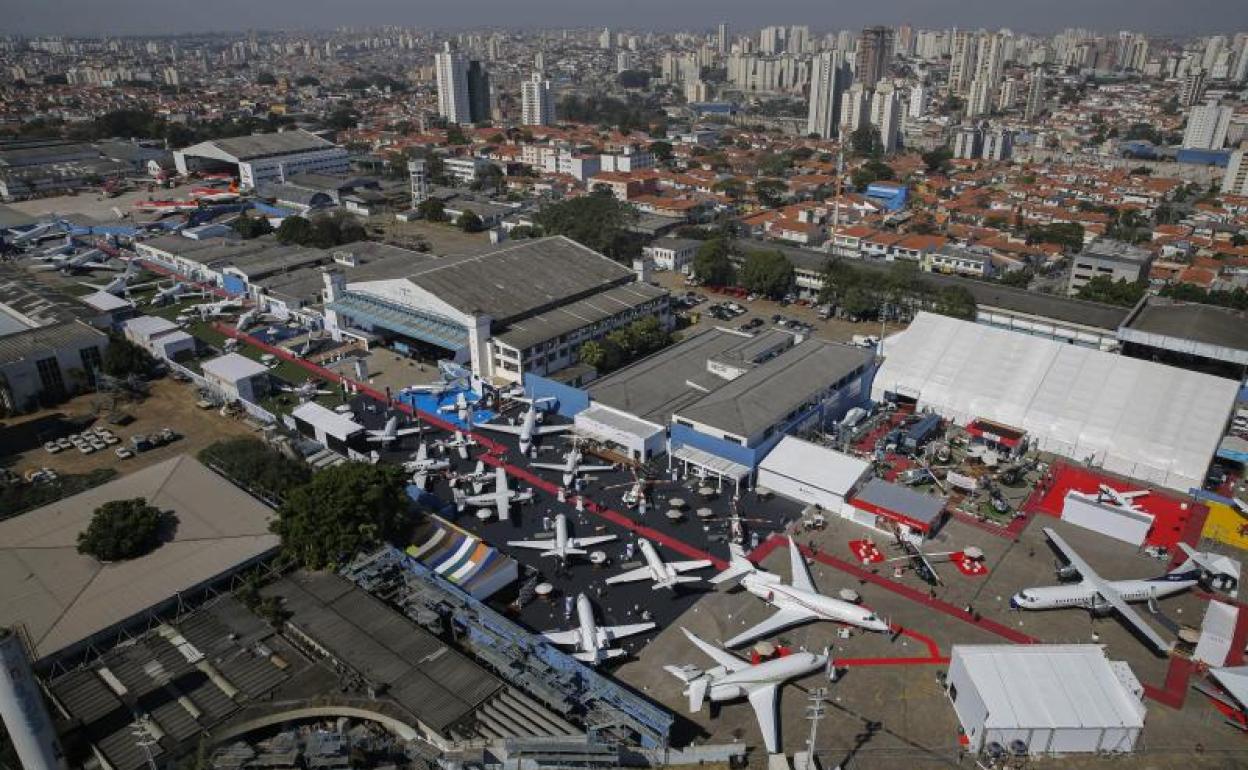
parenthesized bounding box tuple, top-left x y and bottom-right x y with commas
(78, 259, 155, 296)
(438, 430, 478, 460)
(31, 247, 119, 273)
(606, 538, 713, 590)
(1011, 527, 1207, 653)
(541, 593, 655, 665)
(477, 397, 570, 455)
(278, 379, 336, 400)
(665, 628, 828, 755)
(455, 466, 534, 521)
(365, 415, 425, 445)
(507, 512, 616, 560)
(711, 538, 891, 647)
(449, 460, 493, 494)
(188, 298, 244, 317)
(531, 440, 616, 487)
(148, 281, 208, 306)
(403, 442, 451, 489)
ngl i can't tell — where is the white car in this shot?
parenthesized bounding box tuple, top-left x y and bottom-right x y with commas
(103, 434, 119, 445)
(77, 443, 94, 455)
(44, 441, 62, 454)
(56, 437, 73, 451)
(115, 447, 134, 460)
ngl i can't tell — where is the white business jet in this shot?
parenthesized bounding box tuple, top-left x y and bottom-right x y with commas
(665, 628, 828, 754)
(711, 538, 891, 647)
(532, 442, 616, 487)
(1011, 527, 1205, 653)
(607, 538, 712, 590)
(477, 397, 570, 455)
(365, 415, 425, 445)
(507, 512, 616, 560)
(542, 593, 655, 665)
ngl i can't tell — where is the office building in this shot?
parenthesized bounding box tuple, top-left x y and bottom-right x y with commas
(856, 26, 894, 88)
(840, 82, 870, 134)
(1182, 101, 1232, 150)
(467, 60, 491, 123)
(521, 72, 555, 126)
(1222, 149, 1248, 196)
(870, 82, 901, 154)
(1067, 238, 1152, 295)
(435, 42, 471, 124)
(807, 50, 847, 138)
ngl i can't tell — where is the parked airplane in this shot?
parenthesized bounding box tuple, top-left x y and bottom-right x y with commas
(665, 628, 827, 754)
(32, 248, 118, 273)
(532, 442, 616, 487)
(1011, 527, 1204, 653)
(542, 593, 655, 665)
(365, 415, 425, 445)
(477, 397, 570, 454)
(607, 538, 713, 590)
(449, 460, 493, 493)
(189, 298, 244, 317)
(455, 466, 534, 520)
(438, 430, 478, 460)
(711, 538, 891, 647)
(507, 512, 616, 559)
(149, 281, 208, 306)
(79, 259, 151, 296)
(234, 308, 258, 332)
(279, 380, 335, 400)
(403, 442, 451, 489)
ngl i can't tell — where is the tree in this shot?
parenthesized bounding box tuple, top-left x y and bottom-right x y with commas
(275, 215, 314, 245)
(1026, 222, 1084, 251)
(77, 498, 171, 561)
(693, 238, 734, 285)
(533, 190, 641, 262)
(617, 70, 651, 89)
(294, 75, 320, 87)
(256, 72, 277, 86)
(852, 159, 895, 190)
(417, 197, 447, 222)
(713, 178, 747, 201)
(446, 126, 469, 145)
(648, 141, 673, 163)
(274, 463, 410, 569)
(998, 269, 1033, 288)
(508, 225, 543, 239)
(102, 336, 155, 378)
(458, 210, 485, 232)
(921, 147, 952, 175)
(753, 179, 788, 208)
(1075, 275, 1147, 306)
(740, 250, 794, 299)
(232, 213, 272, 240)
(198, 438, 311, 503)
(850, 126, 882, 158)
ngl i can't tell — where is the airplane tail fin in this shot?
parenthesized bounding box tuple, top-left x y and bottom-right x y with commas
(710, 543, 755, 588)
(1166, 542, 1227, 583)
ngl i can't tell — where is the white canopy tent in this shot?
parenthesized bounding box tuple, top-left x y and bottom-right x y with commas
(872, 313, 1238, 492)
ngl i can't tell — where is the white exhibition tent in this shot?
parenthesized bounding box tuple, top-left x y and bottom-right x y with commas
(872, 312, 1239, 492)
(757, 436, 871, 511)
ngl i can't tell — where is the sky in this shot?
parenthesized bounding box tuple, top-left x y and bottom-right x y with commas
(0, 0, 1244, 38)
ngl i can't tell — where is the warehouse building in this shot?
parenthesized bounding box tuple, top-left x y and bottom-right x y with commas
(173, 130, 350, 189)
(201, 352, 271, 404)
(0, 455, 279, 663)
(290, 400, 368, 455)
(121, 314, 195, 360)
(1118, 295, 1248, 379)
(947, 645, 1146, 756)
(756, 436, 871, 512)
(873, 312, 1239, 492)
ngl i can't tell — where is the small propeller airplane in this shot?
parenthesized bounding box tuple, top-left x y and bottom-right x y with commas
(437, 430, 478, 460)
(449, 460, 493, 494)
(507, 512, 616, 560)
(455, 466, 534, 521)
(531, 439, 616, 487)
(477, 397, 570, 455)
(278, 379, 336, 400)
(365, 415, 426, 445)
(403, 442, 451, 489)
(606, 538, 713, 590)
(541, 593, 655, 665)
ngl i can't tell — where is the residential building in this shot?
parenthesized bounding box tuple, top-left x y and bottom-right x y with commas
(466, 60, 491, 123)
(1223, 149, 1248, 196)
(908, 83, 927, 120)
(982, 126, 1014, 161)
(643, 237, 701, 273)
(435, 42, 470, 124)
(807, 50, 847, 138)
(1182, 101, 1232, 150)
(949, 29, 979, 96)
(870, 83, 901, 154)
(521, 72, 555, 126)
(953, 124, 983, 160)
(1179, 69, 1207, 107)
(856, 26, 894, 88)
(1024, 67, 1045, 122)
(840, 83, 870, 134)
(1067, 239, 1153, 295)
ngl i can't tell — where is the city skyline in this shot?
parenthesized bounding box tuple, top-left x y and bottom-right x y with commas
(1, 0, 1246, 37)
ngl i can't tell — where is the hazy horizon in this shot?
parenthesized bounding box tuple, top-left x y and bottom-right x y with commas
(1, 0, 1245, 39)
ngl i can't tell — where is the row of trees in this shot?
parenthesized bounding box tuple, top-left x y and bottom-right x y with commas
(556, 95, 666, 135)
(577, 316, 671, 373)
(1074, 276, 1147, 306)
(691, 239, 796, 299)
(533, 190, 643, 262)
(275, 212, 366, 248)
(817, 260, 977, 321)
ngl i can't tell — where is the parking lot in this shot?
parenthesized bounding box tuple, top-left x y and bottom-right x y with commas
(3, 376, 261, 478)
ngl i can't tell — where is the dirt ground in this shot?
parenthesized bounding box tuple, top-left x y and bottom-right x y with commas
(3, 376, 261, 477)
(375, 216, 494, 255)
(650, 271, 904, 345)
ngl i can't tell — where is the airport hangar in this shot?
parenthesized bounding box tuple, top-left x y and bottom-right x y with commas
(0, 455, 279, 667)
(139, 232, 672, 387)
(172, 130, 350, 190)
(527, 326, 875, 492)
(872, 311, 1241, 493)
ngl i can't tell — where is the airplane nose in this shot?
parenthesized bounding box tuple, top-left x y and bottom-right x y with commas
(1009, 595, 1021, 609)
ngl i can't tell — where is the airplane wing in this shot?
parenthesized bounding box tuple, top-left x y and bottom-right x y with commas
(507, 538, 556, 551)
(576, 464, 616, 473)
(532, 424, 572, 436)
(460, 491, 498, 506)
(787, 538, 817, 593)
(723, 607, 818, 648)
(606, 565, 655, 585)
(569, 535, 617, 548)
(456, 444, 469, 460)
(542, 629, 582, 646)
(670, 559, 714, 573)
(530, 462, 567, 471)
(597, 622, 656, 644)
(682, 628, 749, 673)
(476, 422, 523, 436)
(497, 492, 511, 521)
(413, 472, 427, 489)
(1045, 528, 1172, 652)
(394, 426, 423, 437)
(746, 685, 782, 755)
